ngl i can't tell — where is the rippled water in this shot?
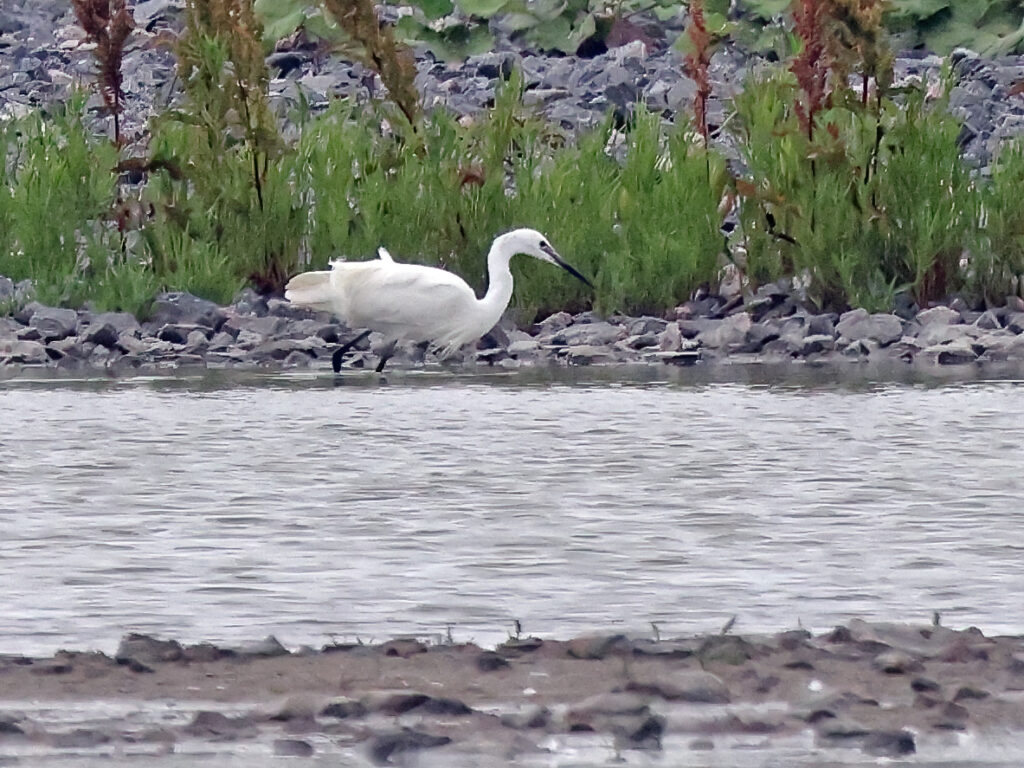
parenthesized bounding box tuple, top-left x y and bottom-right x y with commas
(2, 364, 1023, 656)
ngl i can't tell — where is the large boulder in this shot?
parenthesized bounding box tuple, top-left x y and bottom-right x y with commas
(28, 307, 78, 341)
(836, 309, 904, 346)
(149, 292, 226, 332)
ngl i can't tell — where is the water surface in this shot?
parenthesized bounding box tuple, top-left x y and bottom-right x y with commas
(1, 365, 1022, 654)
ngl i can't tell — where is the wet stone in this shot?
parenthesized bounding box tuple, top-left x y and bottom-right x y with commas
(500, 706, 550, 730)
(150, 291, 227, 331)
(319, 698, 368, 719)
(566, 634, 631, 660)
(116, 633, 183, 664)
(627, 669, 730, 703)
(369, 729, 451, 764)
(28, 306, 77, 341)
(183, 711, 256, 738)
(863, 729, 915, 757)
(50, 728, 111, 748)
(274, 738, 314, 756)
(476, 651, 510, 671)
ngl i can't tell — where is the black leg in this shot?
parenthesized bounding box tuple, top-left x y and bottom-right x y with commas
(332, 329, 371, 373)
(375, 340, 397, 373)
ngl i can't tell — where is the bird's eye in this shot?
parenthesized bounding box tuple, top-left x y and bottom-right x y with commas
(540, 241, 550, 249)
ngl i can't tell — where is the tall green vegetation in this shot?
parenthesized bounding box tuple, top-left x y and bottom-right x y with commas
(730, 0, 993, 311)
(0, 96, 122, 308)
(3, 0, 1024, 321)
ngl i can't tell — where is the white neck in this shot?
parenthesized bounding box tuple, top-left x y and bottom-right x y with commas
(474, 235, 516, 335)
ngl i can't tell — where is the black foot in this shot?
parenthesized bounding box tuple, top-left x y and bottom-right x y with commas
(332, 330, 372, 373)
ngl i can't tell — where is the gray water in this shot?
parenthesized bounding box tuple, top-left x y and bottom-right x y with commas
(2, 365, 1023, 656)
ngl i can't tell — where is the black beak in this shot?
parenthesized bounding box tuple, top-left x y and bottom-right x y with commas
(542, 244, 594, 289)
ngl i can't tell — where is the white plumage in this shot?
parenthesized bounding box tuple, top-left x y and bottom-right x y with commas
(285, 228, 591, 372)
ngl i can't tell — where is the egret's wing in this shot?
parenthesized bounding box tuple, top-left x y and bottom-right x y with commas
(339, 263, 479, 342)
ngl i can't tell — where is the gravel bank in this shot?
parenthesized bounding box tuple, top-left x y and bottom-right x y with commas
(4, 280, 1024, 372)
(1, 621, 1022, 763)
(2, 0, 1023, 171)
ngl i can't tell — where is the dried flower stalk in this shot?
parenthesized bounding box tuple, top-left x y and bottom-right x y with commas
(683, 0, 712, 143)
(71, 0, 135, 144)
(321, 0, 421, 129)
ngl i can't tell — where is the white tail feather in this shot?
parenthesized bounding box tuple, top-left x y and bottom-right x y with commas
(284, 270, 335, 312)
(377, 247, 393, 263)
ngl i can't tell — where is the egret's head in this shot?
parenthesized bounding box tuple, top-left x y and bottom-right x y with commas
(502, 228, 594, 288)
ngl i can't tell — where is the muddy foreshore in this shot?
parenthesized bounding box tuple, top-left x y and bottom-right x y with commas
(1, 621, 1023, 764)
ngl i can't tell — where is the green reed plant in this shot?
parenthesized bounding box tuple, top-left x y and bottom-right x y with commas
(732, 20, 983, 313)
(0, 96, 120, 306)
(298, 79, 727, 318)
(969, 140, 1024, 301)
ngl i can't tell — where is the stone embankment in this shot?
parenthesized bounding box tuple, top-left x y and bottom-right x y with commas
(3, 279, 1024, 372)
(1, 621, 1022, 763)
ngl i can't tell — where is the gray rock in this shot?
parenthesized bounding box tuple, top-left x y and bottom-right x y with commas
(0, 275, 13, 299)
(0, 317, 21, 338)
(698, 313, 751, 348)
(658, 322, 682, 351)
(534, 311, 572, 334)
(84, 323, 123, 349)
(569, 692, 649, 718)
(13, 300, 42, 324)
(500, 705, 550, 729)
(628, 669, 730, 703)
(974, 309, 1003, 330)
(274, 738, 314, 756)
(623, 332, 659, 349)
(369, 729, 451, 764)
(157, 323, 210, 345)
(564, 344, 610, 365)
(28, 306, 78, 341)
(0, 339, 49, 364)
(801, 334, 836, 355)
(225, 314, 286, 338)
(319, 698, 368, 719)
(116, 633, 183, 664)
(863, 729, 915, 757)
(150, 292, 226, 331)
(252, 338, 323, 362)
(231, 635, 288, 658)
(873, 650, 923, 674)
(916, 322, 973, 347)
(836, 309, 904, 346)
(922, 339, 977, 365)
(806, 313, 836, 337)
(87, 311, 140, 336)
(508, 339, 540, 357)
(551, 321, 623, 346)
(1007, 312, 1024, 334)
(916, 306, 961, 326)
(184, 711, 256, 738)
(50, 728, 111, 748)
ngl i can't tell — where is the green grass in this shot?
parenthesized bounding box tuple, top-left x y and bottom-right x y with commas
(2, 69, 1023, 322)
(732, 72, 983, 311)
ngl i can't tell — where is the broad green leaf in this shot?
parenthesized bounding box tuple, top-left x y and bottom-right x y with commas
(527, 14, 575, 53)
(253, 0, 308, 42)
(456, 0, 511, 18)
(413, 0, 455, 21)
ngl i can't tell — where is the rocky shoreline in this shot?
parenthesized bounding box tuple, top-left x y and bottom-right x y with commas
(1, 621, 1022, 763)
(4, 278, 1024, 373)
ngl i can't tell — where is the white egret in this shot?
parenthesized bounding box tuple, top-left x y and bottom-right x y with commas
(284, 228, 592, 372)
